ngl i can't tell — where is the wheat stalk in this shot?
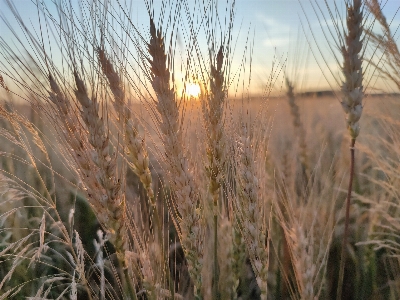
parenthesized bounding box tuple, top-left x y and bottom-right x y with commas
(201, 45, 227, 299)
(48, 74, 135, 298)
(97, 48, 168, 298)
(337, 0, 364, 298)
(147, 17, 204, 297)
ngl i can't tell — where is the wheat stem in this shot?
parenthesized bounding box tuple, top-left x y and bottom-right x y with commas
(337, 0, 363, 298)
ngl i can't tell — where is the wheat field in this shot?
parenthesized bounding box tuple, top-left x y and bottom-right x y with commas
(0, 0, 399, 299)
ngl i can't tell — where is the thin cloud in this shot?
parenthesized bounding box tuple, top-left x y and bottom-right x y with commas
(263, 37, 290, 48)
(256, 14, 291, 49)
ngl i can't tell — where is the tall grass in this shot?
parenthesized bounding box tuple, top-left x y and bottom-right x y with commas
(0, 0, 399, 299)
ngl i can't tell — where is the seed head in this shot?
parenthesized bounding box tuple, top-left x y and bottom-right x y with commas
(341, 0, 364, 139)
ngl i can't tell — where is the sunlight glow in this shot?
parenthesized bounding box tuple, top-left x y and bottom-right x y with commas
(186, 83, 201, 98)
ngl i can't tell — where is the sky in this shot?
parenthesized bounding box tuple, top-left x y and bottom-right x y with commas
(0, 0, 399, 97)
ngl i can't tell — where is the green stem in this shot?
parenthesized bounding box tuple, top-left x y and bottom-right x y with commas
(336, 138, 355, 300)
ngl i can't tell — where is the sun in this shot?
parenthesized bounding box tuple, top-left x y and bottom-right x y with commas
(186, 83, 201, 98)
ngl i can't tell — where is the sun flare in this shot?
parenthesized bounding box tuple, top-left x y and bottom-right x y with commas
(186, 83, 201, 98)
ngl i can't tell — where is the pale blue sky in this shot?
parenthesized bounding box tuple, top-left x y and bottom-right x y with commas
(1, 0, 399, 96)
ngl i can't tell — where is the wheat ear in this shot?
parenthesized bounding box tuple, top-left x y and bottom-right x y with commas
(341, 1, 364, 140)
(73, 72, 140, 299)
(203, 46, 226, 202)
(337, 0, 364, 299)
(217, 218, 237, 299)
(202, 45, 226, 299)
(98, 48, 160, 243)
(48, 75, 109, 221)
(73, 72, 127, 257)
(147, 18, 204, 296)
(0, 74, 10, 92)
(278, 215, 317, 299)
(285, 77, 308, 185)
(97, 49, 154, 202)
(97, 49, 165, 297)
(235, 124, 268, 299)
